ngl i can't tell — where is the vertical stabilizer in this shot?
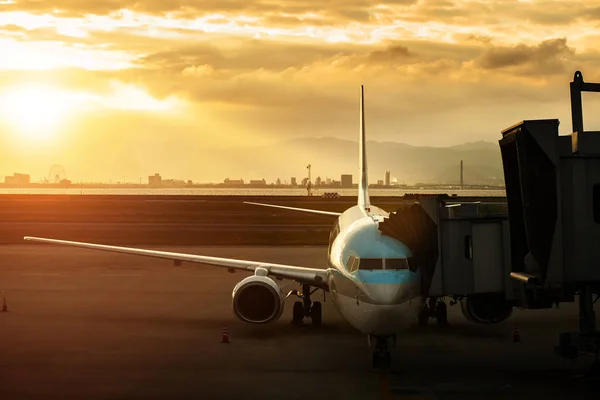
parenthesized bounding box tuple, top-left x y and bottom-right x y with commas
(359, 85, 370, 208)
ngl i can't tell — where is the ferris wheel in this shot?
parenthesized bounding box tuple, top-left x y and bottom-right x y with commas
(48, 165, 67, 183)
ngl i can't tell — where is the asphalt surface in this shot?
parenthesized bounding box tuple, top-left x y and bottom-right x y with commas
(1, 245, 599, 399)
(0, 194, 506, 245)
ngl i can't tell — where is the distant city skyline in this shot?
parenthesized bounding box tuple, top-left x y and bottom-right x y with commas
(0, 137, 503, 185)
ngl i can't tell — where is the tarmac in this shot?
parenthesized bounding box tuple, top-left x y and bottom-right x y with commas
(1, 245, 599, 399)
(0, 195, 505, 245)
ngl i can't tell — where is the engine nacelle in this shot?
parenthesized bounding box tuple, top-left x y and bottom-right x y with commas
(460, 294, 513, 324)
(232, 275, 285, 324)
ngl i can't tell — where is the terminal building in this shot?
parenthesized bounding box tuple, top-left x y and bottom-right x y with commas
(148, 173, 162, 186)
(224, 178, 244, 185)
(248, 179, 267, 186)
(4, 173, 30, 185)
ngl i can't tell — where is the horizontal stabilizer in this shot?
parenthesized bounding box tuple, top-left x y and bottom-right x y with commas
(244, 202, 342, 217)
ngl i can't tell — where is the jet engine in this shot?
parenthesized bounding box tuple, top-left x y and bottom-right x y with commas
(232, 275, 285, 324)
(460, 294, 513, 324)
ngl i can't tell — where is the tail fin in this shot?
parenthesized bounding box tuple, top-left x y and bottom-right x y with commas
(359, 85, 370, 209)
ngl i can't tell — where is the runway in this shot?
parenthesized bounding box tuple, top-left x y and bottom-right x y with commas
(0, 245, 598, 399)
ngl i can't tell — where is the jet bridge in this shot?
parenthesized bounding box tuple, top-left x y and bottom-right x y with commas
(498, 71, 600, 371)
(379, 196, 518, 325)
(380, 72, 600, 370)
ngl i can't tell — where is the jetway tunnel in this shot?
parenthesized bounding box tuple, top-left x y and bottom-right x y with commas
(378, 195, 517, 325)
(378, 202, 438, 297)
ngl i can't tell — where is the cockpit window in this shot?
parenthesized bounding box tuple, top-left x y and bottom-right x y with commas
(346, 256, 360, 273)
(346, 257, 411, 272)
(384, 258, 410, 270)
(357, 258, 384, 270)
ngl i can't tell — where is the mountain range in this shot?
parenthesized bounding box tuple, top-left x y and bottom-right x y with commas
(194, 137, 504, 185)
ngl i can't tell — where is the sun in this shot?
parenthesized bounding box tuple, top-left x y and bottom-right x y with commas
(0, 84, 78, 140)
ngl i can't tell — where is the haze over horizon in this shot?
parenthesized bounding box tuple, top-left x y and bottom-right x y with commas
(2, 137, 503, 184)
(0, 0, 599, 182)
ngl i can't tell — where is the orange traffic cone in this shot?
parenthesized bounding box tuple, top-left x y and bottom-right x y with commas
(512, 324, 520, 342)
(221, 326, 230, 343)
(1, 296, 8, 312)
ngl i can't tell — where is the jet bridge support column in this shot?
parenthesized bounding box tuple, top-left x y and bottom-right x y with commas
(579, 286, 597, 336)
(555, 286, 600, 375)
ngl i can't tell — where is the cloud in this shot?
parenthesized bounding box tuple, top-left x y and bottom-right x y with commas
(136, 39, 366, 73)
(366, 44, 415, 63)
(475, 38, 574, 74)
(1, 1, 600, 163)
(2, 0, 418, 19)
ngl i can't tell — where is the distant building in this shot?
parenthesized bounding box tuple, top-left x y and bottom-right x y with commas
(377, 180, 384, 185)
(148, 173, 162, 186)
(249, 179, 267, 186)
(162, 179, 186, 187)
(224, 178, 244, 185)
(341, 174, 353, 188)
(385, 171, 390, 187)
(5, 173, 30, 185)
(315, 176, 322, 186)
(291, 177, 297, 186)
(276, 178, 281, 186)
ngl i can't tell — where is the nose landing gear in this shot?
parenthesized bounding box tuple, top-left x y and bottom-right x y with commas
(288, 283, 323, 326)
(418, 297, 448, 326)
(368, 334, 396, 370)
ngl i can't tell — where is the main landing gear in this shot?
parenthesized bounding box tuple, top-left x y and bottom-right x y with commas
(368, 334, 396, 370)
(287, 283, 323, 326)
(418, 297, 448, 327)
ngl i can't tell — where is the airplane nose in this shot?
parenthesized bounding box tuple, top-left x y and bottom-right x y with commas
(357, 270, 418, 305)
(362, 282, 404, 304)
(382, 283, 402, 303)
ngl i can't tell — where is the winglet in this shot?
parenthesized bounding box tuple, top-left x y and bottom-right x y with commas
(359, 85, 370, 209)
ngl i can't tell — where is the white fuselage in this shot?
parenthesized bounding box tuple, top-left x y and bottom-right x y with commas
(325, 204, 423, 335)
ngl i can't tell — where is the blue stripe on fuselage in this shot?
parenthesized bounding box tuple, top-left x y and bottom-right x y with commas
(356, 270, 419, 284)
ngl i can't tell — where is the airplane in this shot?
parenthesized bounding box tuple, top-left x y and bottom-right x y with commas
(24, 86, 426, 370)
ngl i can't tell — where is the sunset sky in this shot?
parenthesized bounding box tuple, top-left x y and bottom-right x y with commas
(1, 0, 600, 182)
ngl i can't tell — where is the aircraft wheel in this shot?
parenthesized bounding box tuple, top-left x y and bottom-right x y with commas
(436, 301, 448, 326)
(418, 304, 429, 326)
(372, 352, 380, 370)
(372, 351, 391, 370)
(292, 301, 304, 326)
(311, 301, 322, 326)
(382, 352, 391, 369)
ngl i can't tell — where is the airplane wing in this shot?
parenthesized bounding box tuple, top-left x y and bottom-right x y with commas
(23, 236, 329, 289)
(244, 201, 342, 217)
